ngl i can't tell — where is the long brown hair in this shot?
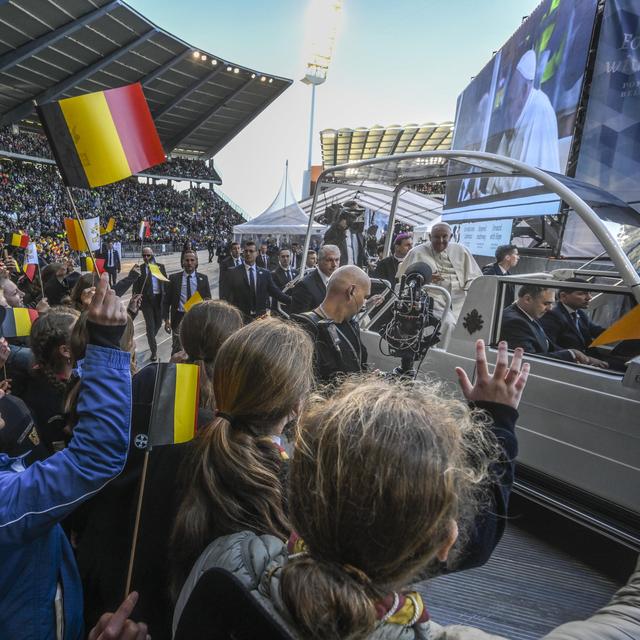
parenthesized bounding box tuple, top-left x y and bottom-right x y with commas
(29, 306, 80, 394)
(69, 272, 99, 311)
(178, 300, 243, 410)
(170, 318, 314, 596)
(280, 376, 497, 640)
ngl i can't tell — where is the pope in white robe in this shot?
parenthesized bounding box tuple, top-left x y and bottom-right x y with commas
(397, 223, 482, 347)
(487, 49, 560, 195)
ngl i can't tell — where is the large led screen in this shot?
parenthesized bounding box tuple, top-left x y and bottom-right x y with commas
(446, 0, 598, 216)
(574, 0, 640, 209)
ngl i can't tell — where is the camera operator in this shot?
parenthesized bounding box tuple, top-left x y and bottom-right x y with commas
(293, 265, 373, 384)
(323, 203, 366, 268)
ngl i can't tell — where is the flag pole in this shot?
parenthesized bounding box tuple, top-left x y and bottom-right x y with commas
(65, 186, 99, 280)
(125, 448, 150, 597)
(125, 360, 160, 596)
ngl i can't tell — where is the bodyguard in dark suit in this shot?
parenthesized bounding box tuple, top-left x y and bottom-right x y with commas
(256, 244, 271, 270)
(288, 244, 341, 314)
(539, 278, 605, 352)
(500, 284, 607, 367)
(271, 249, 298, 290)
(163, 249, 212, 354)
(219, 242, 242, 301)
(482, 244, 519, 307)
(133, 247, 167, 361)
(226, 241, 290, 322)
(101, 241, 121, 287)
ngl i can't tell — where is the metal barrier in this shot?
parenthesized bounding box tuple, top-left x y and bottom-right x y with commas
(120, 242, 177, 258)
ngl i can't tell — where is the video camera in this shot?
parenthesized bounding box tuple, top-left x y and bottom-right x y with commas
(315, 200, 366, 233)
(380, 262, 442, 377)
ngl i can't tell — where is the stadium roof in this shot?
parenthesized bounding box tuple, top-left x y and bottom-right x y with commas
(0, 0, 292, 157)
(320, 122, 454, 168)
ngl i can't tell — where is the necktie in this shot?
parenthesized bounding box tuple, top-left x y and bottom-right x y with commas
(571, 312, 583, 340)
(236, 259, 241, 266)
(533, 320, 549, 350)
(186, 273, 192, 300)
(286, 269, 291, 281)
(249, 268, 256, 308)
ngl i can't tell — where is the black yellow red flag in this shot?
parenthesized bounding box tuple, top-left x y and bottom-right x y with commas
(147, 363, 199, 448)
(37, 83, 165, 189)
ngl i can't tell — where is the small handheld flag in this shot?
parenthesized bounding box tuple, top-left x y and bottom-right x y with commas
(23, 242, 39, 282)
(64, 217, 101, 252)
(184, 291, 203, 312)
(100, 217, 116, 235)
(138, 220, 151, 240)
(1, 308, 38, 337)
(80, 256, 105, 274)
(37, 82, 166, 189)
(590, 305, 640, 347)
(4, 233, 29, 248)
(147, 363, 199, 448)
(148, 263, 169, 282)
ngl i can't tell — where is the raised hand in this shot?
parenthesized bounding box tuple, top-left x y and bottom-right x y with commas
(88, 592, 149, 640)
(87, 273, 127, 326)
(456, 339, 530, 410)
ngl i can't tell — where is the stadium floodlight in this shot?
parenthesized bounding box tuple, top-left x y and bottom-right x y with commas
(192, 51, 200, 58)
(261, 76, 266, 82)
(301, 0, 344, 198)
(234, 67, 239, 74)
(226, 66, 232, 71)
(251, 73, 256, 79)
(201, 54, 207, 61)
(211, 59, 217, 65)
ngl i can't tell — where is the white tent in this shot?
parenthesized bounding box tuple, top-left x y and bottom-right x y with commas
(234, 163, 325, 238)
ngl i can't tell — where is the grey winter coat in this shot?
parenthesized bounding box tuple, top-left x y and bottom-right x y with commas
(173, 531, 640, 640)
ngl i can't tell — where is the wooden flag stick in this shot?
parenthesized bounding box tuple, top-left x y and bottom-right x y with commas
(124, 448, 150, 597)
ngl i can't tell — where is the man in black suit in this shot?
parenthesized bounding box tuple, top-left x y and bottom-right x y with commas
(289, 244, 340, 314)
(101, 241, 121, 287)
(271, 248, 298, 315)
(271, 249, 298, 290)
(163, 249, 212, 354)
(373, 233, 413, 286)
(133, 247, 167, 362)
(219, 242, 242, 300)
(226, 241, 291, 322)
(500, 284, 607, 367)
(323, 213, 366, 267)
(482, 244, 519, 307)
(256, 243, 271, 270)
(289, 243, 303, 271)
(539, 278, 606, 354)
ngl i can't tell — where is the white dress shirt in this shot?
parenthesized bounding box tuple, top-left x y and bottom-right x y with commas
(179, 271, 197, 311)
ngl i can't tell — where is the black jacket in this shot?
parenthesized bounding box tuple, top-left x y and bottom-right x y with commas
(101, 248, 121, 272)
(162, 271, 212, 325)
(132, 262, 168, 303)
(373, 256, 401, 286)
(293, 311, 367, 384)
(219, 256, 242, 300)
(539, 303, 605, 352)
(323, 224, 366, 267)
(226, 265, 290, 321)
(271, 266, 298, 291)
(288, 269, 326, 315)
(500, 303, 573, 361)
(482, 262, 515, 307)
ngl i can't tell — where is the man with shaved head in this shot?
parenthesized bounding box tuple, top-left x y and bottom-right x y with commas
(398, 222, 481, 346)
(293, 265, 372, 383)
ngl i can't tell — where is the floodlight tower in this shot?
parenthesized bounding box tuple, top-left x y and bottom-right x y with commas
(301, 0, 343, 198)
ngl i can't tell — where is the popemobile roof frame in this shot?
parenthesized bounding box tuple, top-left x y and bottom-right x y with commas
(299, 150, 640, 304)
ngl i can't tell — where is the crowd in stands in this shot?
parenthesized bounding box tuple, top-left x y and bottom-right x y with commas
(0, 126, 221, 182)
(0, 158, 244, 247)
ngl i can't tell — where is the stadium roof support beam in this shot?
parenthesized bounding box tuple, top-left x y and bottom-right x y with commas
(168, 76, 254, 152)
(153, 65, 225, 120)
(140, 49, 191, 87)
(202, 81, 283, 158)
(0, 0, 120, 74)
(0, 29, 156, 127)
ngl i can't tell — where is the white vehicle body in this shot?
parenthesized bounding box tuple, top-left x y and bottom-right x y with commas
(301, 151, 640, 547)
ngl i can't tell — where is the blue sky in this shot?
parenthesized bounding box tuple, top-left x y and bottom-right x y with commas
(129, 0, 541, 216)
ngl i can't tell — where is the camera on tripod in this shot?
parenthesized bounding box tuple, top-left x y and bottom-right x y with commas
(381, 262, 442, 377)
(315, 200, 366, 232)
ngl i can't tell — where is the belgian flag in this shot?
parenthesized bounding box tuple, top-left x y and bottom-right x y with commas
(4, 233, 29, 248)
(147, 363, 199, 448)
(80, 256, 105, 274)
(36, 83, 166, 189)
(1, 308, 38, 337)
